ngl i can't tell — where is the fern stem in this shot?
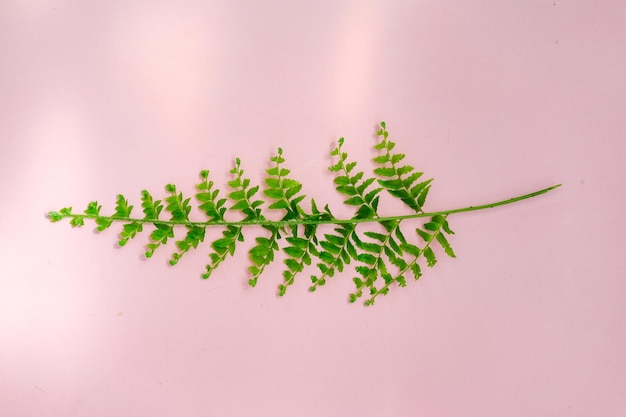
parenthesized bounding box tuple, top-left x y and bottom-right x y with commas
(50, 184, 561, 228)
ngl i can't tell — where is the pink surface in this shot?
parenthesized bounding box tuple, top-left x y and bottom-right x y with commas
(1, 1, 625, 416)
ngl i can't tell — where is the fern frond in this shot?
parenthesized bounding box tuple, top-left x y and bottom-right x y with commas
(280, 224, 319, 296)
(47, 122, 561, 306)
(111, 195, 143, 247)
(329, 137, 383, 218)
(364, 214, 456, 306)
(310, 223, 358, 292)
(196, 170, 227, 221)
(203, 225, 242, 279)
(350, 220, 407, 303)
(141, 190, 163, 221)
(374, 121, 432, 213)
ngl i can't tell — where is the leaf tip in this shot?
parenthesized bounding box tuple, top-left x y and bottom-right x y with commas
(46, 211, 62, 222)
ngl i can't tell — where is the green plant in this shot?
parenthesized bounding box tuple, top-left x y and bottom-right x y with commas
(47, 122, 560, 306)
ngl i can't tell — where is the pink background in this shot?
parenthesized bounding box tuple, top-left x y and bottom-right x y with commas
(1, 1, 625, 416)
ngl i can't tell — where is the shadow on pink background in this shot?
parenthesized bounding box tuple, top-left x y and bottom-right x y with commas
(1, 1, 625, 416)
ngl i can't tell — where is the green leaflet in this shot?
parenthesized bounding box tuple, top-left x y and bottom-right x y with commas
(47, 122, 561, 306)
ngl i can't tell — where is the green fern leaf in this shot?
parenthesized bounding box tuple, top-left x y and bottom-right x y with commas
(374, 123, 434, 213)
(47, 121, 561, 306)
(141, 190, 163, 221)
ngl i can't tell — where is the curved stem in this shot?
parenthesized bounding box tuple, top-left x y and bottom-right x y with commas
(50, 184, 561, 228)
